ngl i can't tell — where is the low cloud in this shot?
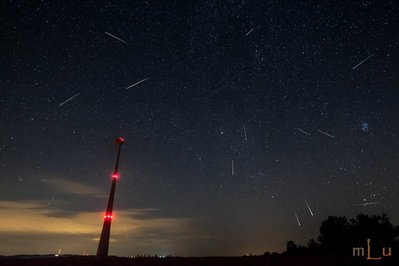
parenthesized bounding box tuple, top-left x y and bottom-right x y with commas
(0, 201, 193, 256)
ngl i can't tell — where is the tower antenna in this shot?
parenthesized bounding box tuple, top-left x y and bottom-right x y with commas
(96, 137, 125, 257)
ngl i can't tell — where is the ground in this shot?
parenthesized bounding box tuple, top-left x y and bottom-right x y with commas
(0, 255, 398, 266)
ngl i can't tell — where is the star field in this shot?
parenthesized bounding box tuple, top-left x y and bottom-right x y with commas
(1, 0, 399, 256)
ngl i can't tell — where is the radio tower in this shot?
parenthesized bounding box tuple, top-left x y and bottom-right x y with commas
(96, 137, 125, 257)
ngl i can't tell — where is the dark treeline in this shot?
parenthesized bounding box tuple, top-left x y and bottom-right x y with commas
(281, 213, 399, 256)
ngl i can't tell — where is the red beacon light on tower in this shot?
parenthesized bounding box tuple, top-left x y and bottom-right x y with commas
(112, 173, 119, 179)
(116, 137, 125, 144)
(111, 137, 124, 180)
(103, 213, 113, 220)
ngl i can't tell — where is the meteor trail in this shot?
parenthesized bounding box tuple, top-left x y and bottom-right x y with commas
(243, 124, 248, 141)
(231, 160, 234, 176)
(351, 53, 374, 70)
(104, 31, 127, 45)
(317, 129, 335, 138)
(352, 201, 380, 207)
(294, 128, 311, 136)
(304, 199, 314, 216)
(126, 78, 148, 89)
(245, 28, 255, 36)
(58, 93, 80, 107)
(294, 212, 301, 226)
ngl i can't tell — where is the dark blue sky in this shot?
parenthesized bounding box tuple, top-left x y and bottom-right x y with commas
(1, 0, 398, 256)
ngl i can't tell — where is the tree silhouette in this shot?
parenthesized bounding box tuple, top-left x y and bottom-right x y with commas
(286, 240, 298, 254)
(286, 213, 399, 255)
(318, 216, 352, 254)
(307, 239, 320, 253)
(318, 213, 399, 254)
(350, 213, 398, 257)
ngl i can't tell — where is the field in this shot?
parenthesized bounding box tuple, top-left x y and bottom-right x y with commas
(0, 255, 398, 266)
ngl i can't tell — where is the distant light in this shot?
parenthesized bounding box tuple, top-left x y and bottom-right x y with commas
(112, 173, 119, 179)
(116, 137, 125, 144)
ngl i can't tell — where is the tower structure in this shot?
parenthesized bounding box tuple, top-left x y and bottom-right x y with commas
(96, 137, 125, 257)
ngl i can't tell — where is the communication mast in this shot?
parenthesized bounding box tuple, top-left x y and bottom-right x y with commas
(96, 137, 125, 257)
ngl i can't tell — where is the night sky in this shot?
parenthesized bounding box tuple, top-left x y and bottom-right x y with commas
(1, 0, 399, 257)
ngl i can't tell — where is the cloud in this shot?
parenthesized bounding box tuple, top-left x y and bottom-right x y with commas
(43, 179, 105, 196)
(0, 201, 193, 256)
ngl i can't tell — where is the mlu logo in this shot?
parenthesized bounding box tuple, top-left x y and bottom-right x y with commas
(353, 239, 392, 260)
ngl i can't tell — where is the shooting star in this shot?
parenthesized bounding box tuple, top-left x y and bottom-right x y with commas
(231, 160, 235, 176)
(104, 31, 127, 45)
(294, 128, 311, 136)
(58, 93, 80, 107)
(351, 53, 375, 70)
(352, 201, 380, 207)
(317, 129, 335, 138)
(126, 78, 148, 89)
(243, 124, 248, 141)
(304, 199, 314, 216)
(245, 28, 255, 36)
(294, 212, 301, 226)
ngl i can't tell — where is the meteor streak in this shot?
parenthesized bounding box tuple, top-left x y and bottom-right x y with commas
(105, 31, 127, 44)
(304, 199, 314, 216)
(351, 53, 374, 70)
(58, 93, 80, 107)
(294, 212, 301, 226)
(245, 28, 255, 36)
(243, 124, 248, 141)
(126, 78, 148, 89)
(352, 201, 380, 207)
(294, 128, 311, 136)
(317, 129, 335, 138)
